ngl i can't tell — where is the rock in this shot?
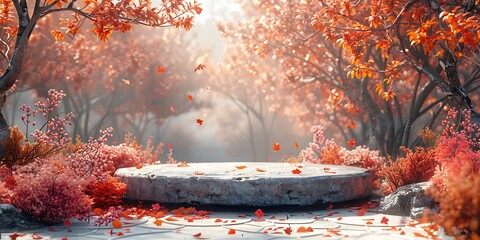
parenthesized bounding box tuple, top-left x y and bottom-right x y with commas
(0, 204, 42, 231)
(378, 182, 438, 219)
(115, 162, 373, 206)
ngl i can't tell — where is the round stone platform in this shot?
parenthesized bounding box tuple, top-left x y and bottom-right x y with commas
(114, 162, 373, 206)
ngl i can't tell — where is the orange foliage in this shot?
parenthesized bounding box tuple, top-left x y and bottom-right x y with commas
(428, 173, 480, 238)
(380, 147, 437, 194)
(85, 176, 127, 208)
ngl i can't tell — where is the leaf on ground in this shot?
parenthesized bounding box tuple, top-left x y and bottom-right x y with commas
(154, 219, 163, 226)
(235, 165, 247, 170)
(255, 209, 264, 220)
(112, 219, 122, 228)
(291, 168, 302, 174)
(228, 229, 236, 234)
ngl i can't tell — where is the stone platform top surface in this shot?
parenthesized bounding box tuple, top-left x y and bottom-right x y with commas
(115, 162, 373, 206)
(117, 162, 369, 179)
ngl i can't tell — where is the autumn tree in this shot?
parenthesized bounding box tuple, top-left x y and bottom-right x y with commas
(219, 0, 480, 156)
(8, 17, 206, 143)
(0, 0, 202, 156)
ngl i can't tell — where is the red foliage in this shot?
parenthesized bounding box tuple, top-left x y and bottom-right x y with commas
(85, 177, 127, 208)
(380, 147, 437, 194)
(0, 182, 12, 204)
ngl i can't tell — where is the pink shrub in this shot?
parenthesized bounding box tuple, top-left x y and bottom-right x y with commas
(300, 125, 385, 187)
(11, 157, 92, 224)
(0, 182, 12, 204)
(431, 109, 480, 191)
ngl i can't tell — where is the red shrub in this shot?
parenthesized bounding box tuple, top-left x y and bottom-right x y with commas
(85, 176, 127, 208)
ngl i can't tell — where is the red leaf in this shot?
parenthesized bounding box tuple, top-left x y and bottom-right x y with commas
(255, 209, 264, 220)
(196, 119, 204, 125)
(9, 233, 26, 240)
(284, 227, 293, 235)
(193, 232, 202, 237)
(256, 168, 266, 172)
(187, 95, 193, 102)
(135, 164, 143, 169)
(116, 232, 124, 236)
(194, 64, 206, 72)
(294, 142, 299, 149)
(170, 106, 175, 113)
(157, 66, 165, 73)
(291, 168, 302, 174)
(214, 218, 222, 222)
(348, 138, 356, 147)
(63, 218, 71, 227)
(327, 203, 333, 210)
(273, 143, 281, 152)
(228, 229, 236, 234)
(381, 216, 389, 225)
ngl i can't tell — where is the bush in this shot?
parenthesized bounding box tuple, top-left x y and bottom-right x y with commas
(85, 176, 127, 208)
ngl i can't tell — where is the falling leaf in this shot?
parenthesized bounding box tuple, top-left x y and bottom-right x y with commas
(157, 66, 165, 73)
(381, 216, 389, 225)
(196, 119, 204, 125)
(327, 203, 333, 210)
(255, 209, 264, 220)
(187, 95, 193, 102)
(170, 106, 175, 113)
(348, 138, 356, 147)
(154, 219, 163, 226)
(63, 218, 71, 227)
(136, 164, 143, 169)
(327, 228, 341, 235)
(235, 165, 247, 170)
(291, 168, 302, 174)
(294, 142, 299, 149)
(194, 171, 204, 175)
(228, 229, 236, 234)
(51, 30, 64, 41)
(112, 219, 122, 228)
(256, 168, 266, 172)
(193, 233, 202, 238)
(194, 64, 206, 72)
(273, 143, 281, 151)
(116, 232, 124, 236)
(284, 227, 293, 235)
(122, 79, 131, 85)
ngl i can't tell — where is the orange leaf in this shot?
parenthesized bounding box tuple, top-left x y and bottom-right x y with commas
(135, 164, 143, 169)
(297, 226, 314, 232)
(414, 232, 426, 237)
(327, 228, 341, 235)
(155, 212, 165, 218)
(112, 219, 122, 228)
(366, 221, 373, 225)
(194, 64, 206, 72)
(187, 95, 193, 102)
(256, 168, 266, 172)
(196, 119, 204, 125)
(337, 217, 343, 221)
(255, 209, 264, 220)
(294, 142, 299, 149)
(51, 30, 64, 41)
(357, 210, 366, 216)
(228, 229, 236, 234)
(193, 233, 202, 238)
(235, 165, 247, 170)
(92, 208, 103, 215)
(9, 233, 26, 240)
(165, 217, 179, 221)
(194, 171, 205, 175)
(157, 66, 165, 73)
(291, 168, 302, 174)
(215, 218, 222, 222)
(153, 219, 163, 226)
(177, 162, 189, 167)
(284, 227, 293, 235)
(273, 143, 281, 151)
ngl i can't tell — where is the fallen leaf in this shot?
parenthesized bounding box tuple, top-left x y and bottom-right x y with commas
(165, 217, 179, 221)
(154, 219, 163, 226)
(284, 227, 293, 235)
(357, 210, 366, 216)
(381, 216, 389, 224)
(112, 219, 122, 228)
(193, 232, 202, 237)
(215, 218, 222, 222)
(327, 211, 340, 216)
(194, 64, 206, 72)
(9, 233, 26, 240)
(155, 212, 165, 218)
(63, 218, 71, 227)
(116, 232, 124, 236)
(228, 229, 236, 234)
(235, 165, 247, 170)
(327, 228, 341, 235)
(366, 221, 373, 225)
(255, 209, 264, 220)
(196, 119, 204, 125)
(337, 217, 343, 221)
(32, 233, 43, 239)
(177, 162, 189, 167)
(256, 168, 266, 172)
(297, 226, 313, 232)
(291, 168, 302, 174)
(273, 143, 281, 151)
(413, 232, 426, 237)
(135, 164, 142, 169)
(48, 227, 58, 231)
(157, 66, 165, 73)
(194, 171, 204, 175)
(238, 215, 246, 218)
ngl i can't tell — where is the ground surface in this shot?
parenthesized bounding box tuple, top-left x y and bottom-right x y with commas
(2, 205, 445, 239)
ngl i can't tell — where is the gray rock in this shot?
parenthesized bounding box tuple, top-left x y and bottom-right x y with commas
(0, 204, 42, 231)
(115, 162, 373, 206)
(378, 182, 438, 219)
